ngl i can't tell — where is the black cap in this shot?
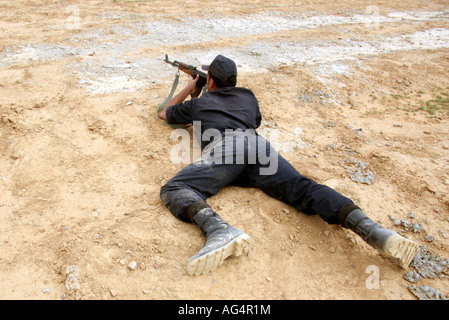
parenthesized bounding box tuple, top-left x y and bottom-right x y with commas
(202, 55, 237, 86)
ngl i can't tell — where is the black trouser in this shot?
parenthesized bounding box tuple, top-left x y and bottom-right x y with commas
(160, 132, 354, 225)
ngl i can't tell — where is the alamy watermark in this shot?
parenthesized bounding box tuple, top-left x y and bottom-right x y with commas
(365, 265, 380, 290)
(365, 5, 381, 30)
(169, 121, 279, 175)
(66, 5, 81, 30)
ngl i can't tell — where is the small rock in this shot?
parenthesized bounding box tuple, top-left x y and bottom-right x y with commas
(409, 285, 447, 300)
(128, 261, 137, 271)
(401, 219, 410, 229)
(412, 222, 423, 233)
(404, 270, 422, 283)
(65, 265, 80, 291)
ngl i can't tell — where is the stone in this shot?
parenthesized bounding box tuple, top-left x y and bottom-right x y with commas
(65, 265, 80, 291)
(128, 261, 138, 271)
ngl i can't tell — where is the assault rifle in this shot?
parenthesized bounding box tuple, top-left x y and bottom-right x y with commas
(164, 54, 207, 98)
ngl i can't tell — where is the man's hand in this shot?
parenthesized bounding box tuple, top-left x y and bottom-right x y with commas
(158, 74, 200, 121)
(186, 74, 200, 94)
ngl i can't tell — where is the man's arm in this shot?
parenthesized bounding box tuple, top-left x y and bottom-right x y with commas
(158, 74, 200, 121)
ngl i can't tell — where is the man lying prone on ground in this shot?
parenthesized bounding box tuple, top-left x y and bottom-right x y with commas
(157, 54, 419, 276)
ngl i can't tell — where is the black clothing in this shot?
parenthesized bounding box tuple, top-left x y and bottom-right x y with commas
(166, 87, 262, 149)
(161, 87, 354, 225)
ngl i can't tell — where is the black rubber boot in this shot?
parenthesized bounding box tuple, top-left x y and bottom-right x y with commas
(340, 208, 418, 269)
(186, 207, 251, 276)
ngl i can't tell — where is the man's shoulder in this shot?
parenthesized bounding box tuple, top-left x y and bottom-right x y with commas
(229, 86, 254, 93)
(208, 86, 256, 97)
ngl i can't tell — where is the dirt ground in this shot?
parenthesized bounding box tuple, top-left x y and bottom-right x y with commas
(0, 0, 448, 300)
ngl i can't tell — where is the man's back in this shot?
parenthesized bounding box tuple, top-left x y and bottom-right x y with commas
(166, 87, 262, 149)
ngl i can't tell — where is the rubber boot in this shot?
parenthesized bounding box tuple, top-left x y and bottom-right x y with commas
(341, 209, 419, 269)
(186, 208, 251, 276)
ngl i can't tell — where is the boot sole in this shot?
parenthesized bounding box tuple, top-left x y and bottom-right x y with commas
(186, 233, 252, 276)
(384, 234, 419, 269)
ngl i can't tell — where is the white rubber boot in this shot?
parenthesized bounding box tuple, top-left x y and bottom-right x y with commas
(382, 233, 419, 269)
(342, 209, 419, 269)
(187, 208, 251, 276)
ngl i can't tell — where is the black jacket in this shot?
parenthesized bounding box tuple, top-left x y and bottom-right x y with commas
(166, 87, 262, 149)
